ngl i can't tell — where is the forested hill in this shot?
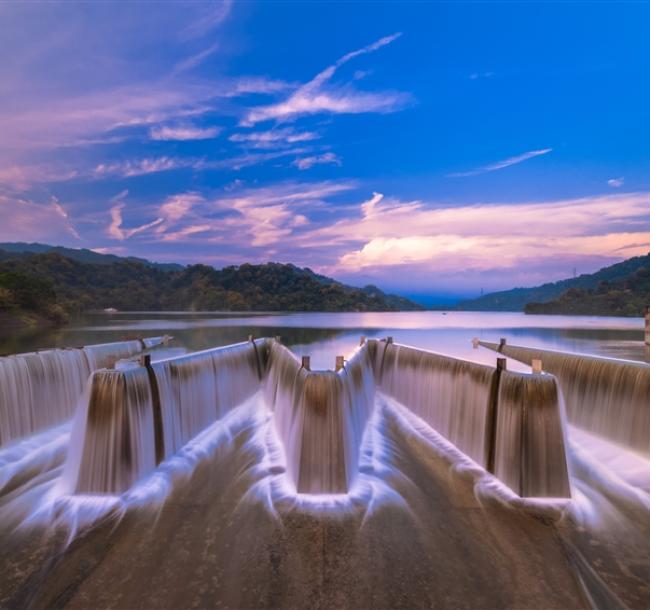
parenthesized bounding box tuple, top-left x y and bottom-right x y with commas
(457, 253, 650, 313)
(0, 250, 422, 323)
(525, 264, 650, 317)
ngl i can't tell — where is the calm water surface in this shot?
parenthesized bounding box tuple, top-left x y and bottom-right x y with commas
(2, 310, 646, 369)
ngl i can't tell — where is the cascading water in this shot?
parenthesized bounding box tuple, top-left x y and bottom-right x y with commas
(69, 367, 157, 494)
(63, 337, 569, 499)
(373, 340, 496, 466)
(495, 371, 570, 497)
(479, 341, 650, 456)
(265, 340, 375, 494)
(0, 337, 166, 446)
(373, 339, 571, 497)
(0, 334, 645, 610)
(65, 340, 266, 493)
(152, 340, 265, 459)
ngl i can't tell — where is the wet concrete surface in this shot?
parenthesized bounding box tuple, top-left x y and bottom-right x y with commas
(0, 403, 589, 610)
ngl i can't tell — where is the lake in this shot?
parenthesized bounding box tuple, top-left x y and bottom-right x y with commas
(3, 310, 646, 367)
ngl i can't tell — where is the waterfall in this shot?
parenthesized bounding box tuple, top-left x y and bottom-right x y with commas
(373, 339, 570, 497)
(374, 341, 496, 466)
(66, 340, 266, 493)
(494, 371, 570, 497)
(479, 342, 650, 457)
(264, 340, 374, 494)
(71, 367, 156, 494)
(64, 337, 569, 499)
(152, 341, 265, 458)
(0, 338, 165, 446)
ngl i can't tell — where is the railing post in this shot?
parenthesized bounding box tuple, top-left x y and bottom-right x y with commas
(359, 335, 366, 346)
(498, 337, 507, 352)
(532, 359, 542, 374)
(472, 337, 479, 349)
(645, 306, 650, 346)
(301, 356, 311, 371)
(335, 356, 345, 372)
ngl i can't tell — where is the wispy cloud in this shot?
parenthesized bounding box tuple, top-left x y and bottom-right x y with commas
(608, 177, 624, 188)
(107, 203, 164, 240)
(205, 147, 313, 171)
(293, 152, 341, 170)
(0, 194, 82, 243)
(94, 157, 201, 179)
(50, 196, 81, 239)
(449, 148, 553, 177)
(173, 42, 220, 73)
(179, 0, 233, 40)
(213, 182, 352, 246)
(229, 127, 320, 148)
(294, 191, 650, 275)
(242, 33, 408, 125)
(149, 124, 221, 141)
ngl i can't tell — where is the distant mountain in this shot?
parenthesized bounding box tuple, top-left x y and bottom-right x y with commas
(0, 250, 422, 325)
(0, 242, 183, 272)
(457, 253, 650, 312)
(525, 264, 650, 317)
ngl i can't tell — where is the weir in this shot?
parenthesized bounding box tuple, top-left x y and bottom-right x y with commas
(265, 340, 374, 493)
(372, 340, 570, 497)
(64, 338, 571, 499)
(0, 336, 168, 446)
(479, 340, 650, 457)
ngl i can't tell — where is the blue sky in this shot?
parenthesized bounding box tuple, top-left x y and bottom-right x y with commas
(1, 1, 650, 303)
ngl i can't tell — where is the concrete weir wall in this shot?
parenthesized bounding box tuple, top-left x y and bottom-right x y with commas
(72, 339, 268, 494)
(372, 339, 571, 498)
(265, 341, 374, 494)
(0, 336, 167, 446)
(480, 340, 650, 457)
(67, 338, 571, 499)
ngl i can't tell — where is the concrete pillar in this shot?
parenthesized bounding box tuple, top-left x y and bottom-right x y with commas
(532, 359, 542, 374)
(645, 306, 650, 346)
(301, 356, 311, 371)
(335, 356, 345, 372)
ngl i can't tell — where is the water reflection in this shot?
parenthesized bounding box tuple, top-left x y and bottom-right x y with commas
(1, 311, 645, 367)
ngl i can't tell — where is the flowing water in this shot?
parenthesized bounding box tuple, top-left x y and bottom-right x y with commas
(0, 311, 648, 608)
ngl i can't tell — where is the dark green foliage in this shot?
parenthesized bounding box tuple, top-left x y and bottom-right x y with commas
(458, 253, 650, 312)
(525, 266, 650, 317)
(0, 250, 422, 318)
(0, 270, 68, 323)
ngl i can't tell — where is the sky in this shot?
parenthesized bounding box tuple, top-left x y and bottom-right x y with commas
(1, 1, 650, 304)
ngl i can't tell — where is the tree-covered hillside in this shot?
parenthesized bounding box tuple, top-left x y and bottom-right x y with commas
(457, 253, 650, 312)
(0, 250, 422, 323)
(525, 265, 650, 317)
